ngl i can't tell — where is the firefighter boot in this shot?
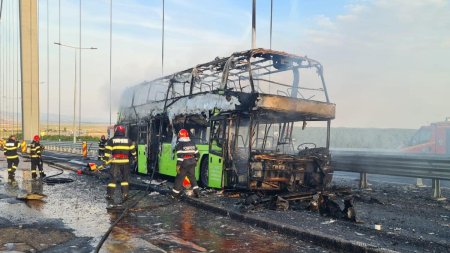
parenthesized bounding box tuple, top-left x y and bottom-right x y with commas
(121, 182, 129, 203)
(7, 171, 16, 184)
(40, 171, 46, 178)
(106, 184, 115, 203)
(31, 170, 37, 179)
(193, 187, 200, 198)
(171, 189, 182, 200)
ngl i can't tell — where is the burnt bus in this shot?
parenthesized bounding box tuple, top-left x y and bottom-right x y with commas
(118, 48, 336, 191)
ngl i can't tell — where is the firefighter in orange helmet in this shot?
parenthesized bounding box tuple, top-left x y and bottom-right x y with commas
(30, 135, 46, 179)
(172, 129, 200, 198)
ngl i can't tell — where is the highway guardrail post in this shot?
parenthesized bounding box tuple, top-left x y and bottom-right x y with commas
(416, 178, 426, 188)
(432, 179, 446, 200)
(359, 172, 368, 189)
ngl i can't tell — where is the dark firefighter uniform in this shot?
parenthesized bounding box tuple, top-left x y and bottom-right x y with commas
(104, 128, 136, 202)
(98, 136, 107, 160)
(172, 129, 200, 198)
(3, 136, 20, 181)
(30, 135, 45, 179)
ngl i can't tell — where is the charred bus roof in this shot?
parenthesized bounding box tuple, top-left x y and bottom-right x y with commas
(119, 48, 335, 123)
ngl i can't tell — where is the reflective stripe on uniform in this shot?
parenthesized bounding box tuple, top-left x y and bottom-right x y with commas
(120, 182, 129, 186)
(177, 150, 196, 154)
(12, 165, 17, 169)
(177, 158, 184, 161)
(6, 155, 19, 159)
(31, 170, 37, 173)
(104, 153, 111, 157)
(172, 189, 180, 194)
(193, 186, 199, 189)
(107, 183, 116, 188)
(7, 168, 12, 172)
(110, 159, 130, 164)
(108, 145, 134, 151)
(31, 155, 40, 158)
(4, 147, 18, 151)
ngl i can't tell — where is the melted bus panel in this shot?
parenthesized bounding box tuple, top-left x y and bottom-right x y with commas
(118, 48, 335, 191)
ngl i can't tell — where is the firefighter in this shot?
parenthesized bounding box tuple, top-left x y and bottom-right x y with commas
(98, 135, 107, 161)
(30, 135, 46, 179)
(104, 125, 136, 204)
(3, 135, 20, 183)
(172, 129, 200, 198)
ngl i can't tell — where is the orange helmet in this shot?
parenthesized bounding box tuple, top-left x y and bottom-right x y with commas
(178, 129, 189, 138)
(33, 135, 40, 142)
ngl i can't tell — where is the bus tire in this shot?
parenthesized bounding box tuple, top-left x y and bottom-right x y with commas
(200, 156, 209, 187)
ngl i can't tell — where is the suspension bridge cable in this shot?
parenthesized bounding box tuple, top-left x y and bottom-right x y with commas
(5, 0, 8, 137)
(79, 0, 82, 134)
(161, 0, 164, 77)
(109, 0, 112, 125)
(47, 0, 50, 132)
(16, 0, 19, 136)
(0, 0, 3, 20)
(1, 9, 3, 139)
(270, 0, 273, 50)
(6, 0, 9, 136)
(0, 14, 2, 139)
(8, 0, 11, 136)
(12, 0, 15, 136)
(13, 1, 17, 135)
(58, 0, 61, 140)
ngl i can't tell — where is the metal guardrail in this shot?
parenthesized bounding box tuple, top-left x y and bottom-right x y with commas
(41, 141, 98, 157)
(40, 143, 449, 199)
(331, 150, 450, 199)
(332, 150, 450, 180)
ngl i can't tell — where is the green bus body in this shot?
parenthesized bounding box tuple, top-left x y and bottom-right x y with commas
(119, 49, 335, 192)
(157, 143, 225, 188)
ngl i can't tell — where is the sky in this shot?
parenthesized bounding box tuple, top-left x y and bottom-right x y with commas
(1, 0, 449, 128)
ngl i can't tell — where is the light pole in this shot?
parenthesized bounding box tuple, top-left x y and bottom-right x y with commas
(53, 42, 97, 143)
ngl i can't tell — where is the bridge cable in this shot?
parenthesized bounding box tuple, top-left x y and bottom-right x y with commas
(109, 0, 112, 126)
(161, 0, 164, 77)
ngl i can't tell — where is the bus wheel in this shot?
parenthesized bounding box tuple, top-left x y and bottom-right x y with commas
(200, 157, 209, 187)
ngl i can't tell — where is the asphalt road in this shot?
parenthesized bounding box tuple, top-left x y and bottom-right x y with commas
(0, 156, 334, 253)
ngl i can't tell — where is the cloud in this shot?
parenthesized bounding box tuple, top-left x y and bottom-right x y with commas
(32, 0, 450, 128)
(291, 0, 450, 128)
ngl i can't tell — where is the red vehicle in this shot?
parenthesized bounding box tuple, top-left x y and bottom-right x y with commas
(403, 118, 450, 154)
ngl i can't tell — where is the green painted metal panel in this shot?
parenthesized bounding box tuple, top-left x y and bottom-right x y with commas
(158, 143, 210, 180)
(208, 153, 223, 188)
(158, 143, 177, 176)
(137, 144, 147, 174)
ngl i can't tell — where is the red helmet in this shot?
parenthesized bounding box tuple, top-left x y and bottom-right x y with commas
(114, 125, 125, 135)
(33, 135, 40, 142)
(178, 129, 189, 138)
